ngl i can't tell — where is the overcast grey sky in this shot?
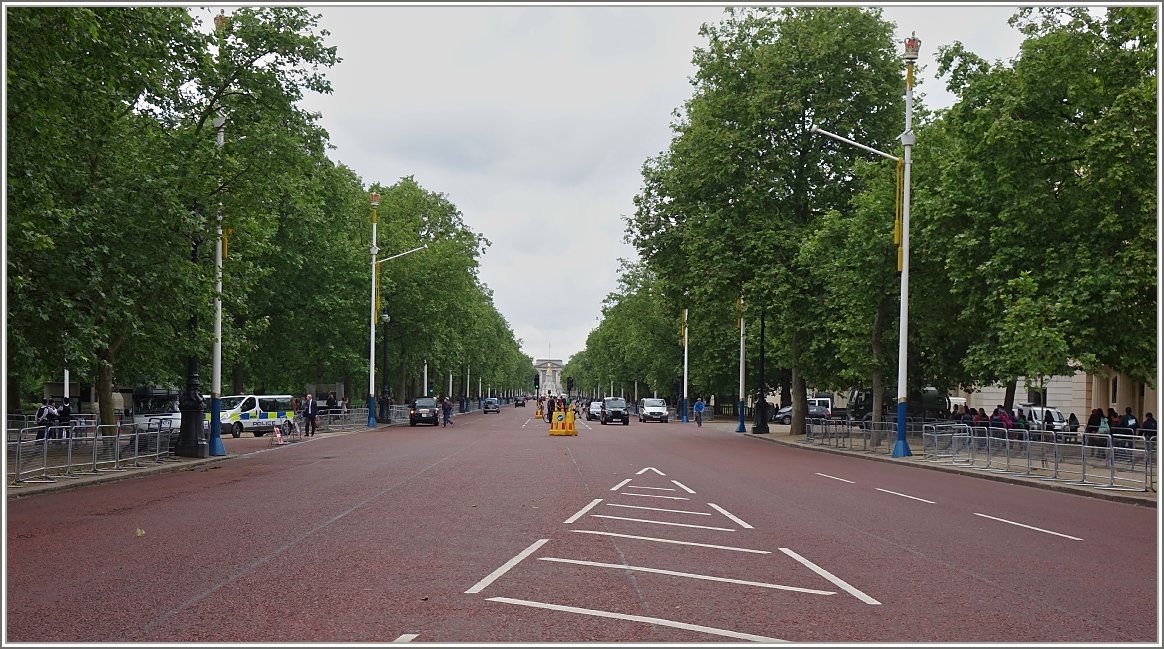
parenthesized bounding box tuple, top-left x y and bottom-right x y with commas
(287, 3, 1028, 364)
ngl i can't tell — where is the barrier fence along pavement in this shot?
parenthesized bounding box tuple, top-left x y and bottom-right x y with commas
(6, 419, 182, 488)
(919, 424, 1155, 493)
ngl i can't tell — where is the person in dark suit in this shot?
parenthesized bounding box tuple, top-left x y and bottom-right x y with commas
(302, 393, 318, 437)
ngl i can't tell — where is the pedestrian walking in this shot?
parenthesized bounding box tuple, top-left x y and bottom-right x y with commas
(1068, 412, 1080, 432)
(693, 397, 705, 427)
(442, 397, 454, 427)
(302, 393, 318, 437)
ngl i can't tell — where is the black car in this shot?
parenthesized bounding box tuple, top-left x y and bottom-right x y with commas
(771, 404, 830, 425)
(601, 397, 630, 426)
(515, 397, 525, 407)
(410, 397, 440, 426)
(483, 398, 500, 413)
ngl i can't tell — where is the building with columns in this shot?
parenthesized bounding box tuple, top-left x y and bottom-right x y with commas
(534, 359, 563, 396)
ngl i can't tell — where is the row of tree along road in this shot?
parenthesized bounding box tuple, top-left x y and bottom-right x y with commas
(7, 7, 535, 424)
(566, 7, 1155, 432)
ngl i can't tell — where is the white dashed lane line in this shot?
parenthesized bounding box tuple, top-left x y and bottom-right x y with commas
(563, 498, 603, 524)
(874, 488, 935, 504)
(973, 513, 1083, 541)
(537, 557, 835, 595)
(486, 597, 784, 642)
(589, 514, 735, 532)
(572, 530, 769, 554)
(815, 473, 854, 483)
(707, 503, 753, 529)
(465, 539, 548, 594)
(393, 634, 419, 642)
(778, 548, 881, 605)
(605, 503, 711, 516)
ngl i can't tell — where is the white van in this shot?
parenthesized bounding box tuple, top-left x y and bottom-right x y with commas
(215, 394, 296, 438)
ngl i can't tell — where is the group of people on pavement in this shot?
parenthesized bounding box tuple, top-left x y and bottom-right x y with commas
(945, 403, 1155, 442)
(33, 398, 72, 439)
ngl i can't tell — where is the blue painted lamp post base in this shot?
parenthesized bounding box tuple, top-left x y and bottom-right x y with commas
(892, 401, 912, 457)
(209, 399, 226, 456)
(736, 400, 746, 432)
(680, 398, 688, 423)
(367, 395, 377, 427)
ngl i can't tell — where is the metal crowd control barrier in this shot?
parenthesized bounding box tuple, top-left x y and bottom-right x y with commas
(389, 405, 410, 423)
(912, 423, 1155, 493)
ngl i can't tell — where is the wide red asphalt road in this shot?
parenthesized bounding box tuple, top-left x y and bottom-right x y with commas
(6, 405, 1157, 643)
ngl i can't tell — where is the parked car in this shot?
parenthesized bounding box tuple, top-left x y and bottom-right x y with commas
(771, 404, 830, 425)
(587, 401, 602, 421)
(410, 397, 439, 426)
(601, 397, 630, 426)
(638, 398, 669, 423)
(1020, 405, 1067, 432)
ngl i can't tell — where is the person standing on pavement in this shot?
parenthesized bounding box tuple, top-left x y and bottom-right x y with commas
(1141, 413, 1156, 441)
(442, 397, 454, 427)
(302, 393, 318, 437)
(56, 399, 72, 436)
(693, 397, 705, 427)
(326, 392, 338, 417)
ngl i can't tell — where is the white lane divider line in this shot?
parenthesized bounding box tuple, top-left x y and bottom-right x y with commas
(778, 548, 880, 605)
(874, 488, 935, 504)
(465, 539, 548, 594)
(670, 480, 696, 493)
(637, 467, 666, 475)
(619, 492, 689, 500)
(973, 513, 1083, 541)
(815, 473, 854, 483)
(707, 503, 753, 529)
(563, 498, 603, 524)
(606, 503, 711, 516)
(590, 514, 735, 532)
(393, 633, 419, 642)
(572, 530, 770, 554)
(610, 478, 632, 491)
(486, 596, 784, 643)
(625, 485, 676, 491)
(538, 557, 835, 595)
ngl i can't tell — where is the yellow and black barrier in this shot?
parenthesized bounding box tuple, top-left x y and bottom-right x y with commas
(548, 405, 577, 436)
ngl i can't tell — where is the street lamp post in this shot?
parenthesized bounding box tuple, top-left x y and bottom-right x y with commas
(681, 307, 689, 423)
(737, 297, 746, 433)
(367, 195, 427, 428)
(810, 32, 919, 457)
(209, 108, 227, 457)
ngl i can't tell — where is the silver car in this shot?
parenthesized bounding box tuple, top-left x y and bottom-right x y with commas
(638, 398, 669, 423)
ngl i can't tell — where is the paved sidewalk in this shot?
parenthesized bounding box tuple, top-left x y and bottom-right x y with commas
(701, 417, 1156, 508)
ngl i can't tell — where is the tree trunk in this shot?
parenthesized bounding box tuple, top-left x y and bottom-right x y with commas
(1003, 378, 1018, 411)
(791, 366, 807, 435)
(231, 361, 244, 395)
(96, 347, 116, 427)
(7, 372, 21, 414)
(778, 369, 791, 408)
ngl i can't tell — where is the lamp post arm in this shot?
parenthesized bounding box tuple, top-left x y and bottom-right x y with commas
(810, 126, 900, 162)
(378, 244, 427, 265)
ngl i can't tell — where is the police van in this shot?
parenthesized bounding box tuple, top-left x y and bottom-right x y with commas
(213, 394, 297, 438)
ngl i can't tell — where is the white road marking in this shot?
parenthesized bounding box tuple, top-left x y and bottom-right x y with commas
(590, 514, 735, 532)
(815, 472, 854, 483)
(637, 467, 666, 475)
(393, 634, 419, 642)
(619, 492, 689, 500)
(670, 480, 696, 493)
(610, 478, 632, 491)
(874, 488, 935, 504)
(973, 513, 1083, 541)
(707, 503, 753, 529)
(563, 498, 603, 524)
(606, 503, 711, 516)
(464, 539, 548, 594)
(625, 485, 676, 491)
(539, 557, 835, 595)
(486, 596, 784, 642)
(778, 548, 881, 605)
(572, 530, 770, 554)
